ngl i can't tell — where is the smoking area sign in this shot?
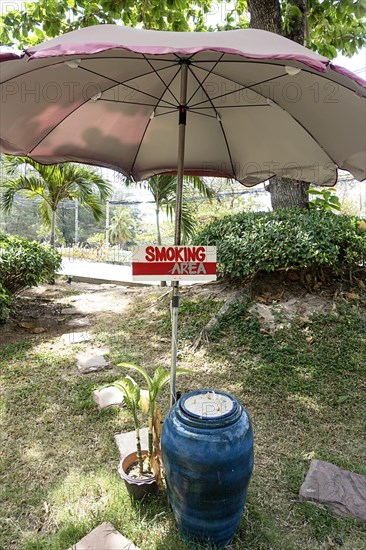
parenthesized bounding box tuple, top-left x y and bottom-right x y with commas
(132, 246, 217, 282)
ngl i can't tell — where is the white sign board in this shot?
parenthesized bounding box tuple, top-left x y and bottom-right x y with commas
(132, 245, 217, 282)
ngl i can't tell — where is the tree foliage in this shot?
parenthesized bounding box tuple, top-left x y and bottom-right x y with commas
(1, 0, 364, 59)
(306, 0, 366, 58)
(308, 187, 341, 213)
(0, 0, 213, 46)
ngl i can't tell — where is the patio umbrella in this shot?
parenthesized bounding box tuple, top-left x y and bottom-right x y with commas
(1, 25, 365, 403)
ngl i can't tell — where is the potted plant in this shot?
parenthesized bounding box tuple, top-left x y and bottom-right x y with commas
(109, 375, 158, 499)
(107, 363, 190, 499)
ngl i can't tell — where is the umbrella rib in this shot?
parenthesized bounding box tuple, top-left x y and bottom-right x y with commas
(99, 99, 167, 108)
(190, 65, 339, 167)
(154, 110, 180, 117)
(154, 108, 219, 120)
(192, 104, 269, 109)
(0, 59, 179, 109)
(186, 64, 337, 165)
(142, 53, 180, 105)
(27, 100, 96, 156)
(273, 107, 339, 168)
(188, 65, 236, 178)
(79, 55, 178, 62)
(129, 65, 182, 177)
(189, 70, 288, 108)
(79, 61, 179, 88)
(78, 65, 178, 108)
(186, 53, 225, 106)
(26, 91, 172, 157)
(188, 110, 218, 119)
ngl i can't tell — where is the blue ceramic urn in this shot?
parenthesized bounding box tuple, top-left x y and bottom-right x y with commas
(161, 389, 254, 548)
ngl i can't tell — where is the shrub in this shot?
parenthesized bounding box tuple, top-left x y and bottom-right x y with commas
(195, 209, 366, 280)
(0, 281, 12, 324)
(0, 234, 62, 295)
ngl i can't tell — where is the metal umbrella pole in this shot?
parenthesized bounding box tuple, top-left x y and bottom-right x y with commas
(170, 59, 189, 407)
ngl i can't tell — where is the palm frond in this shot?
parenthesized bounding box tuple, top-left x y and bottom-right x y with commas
(184, 176, 214, 200)
(0, 174, 49, 212)
(106, 376, 140, 415)
(180, 201, 197, 243)
(0, 185, 18, 213)
(119, 363, 153, 391)
(162, 198, 197, 243)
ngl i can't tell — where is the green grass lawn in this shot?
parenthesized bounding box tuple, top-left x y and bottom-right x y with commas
(0, 285, 365, 550)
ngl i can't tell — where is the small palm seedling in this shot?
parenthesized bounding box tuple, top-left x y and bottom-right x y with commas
(106, 375, 145, 476)
(118, 363, 191, 481)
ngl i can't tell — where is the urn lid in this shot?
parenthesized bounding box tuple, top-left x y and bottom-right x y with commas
(180, 390, 237, 421)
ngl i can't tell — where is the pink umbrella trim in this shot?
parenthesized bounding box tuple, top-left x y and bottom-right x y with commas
(330, 64, 366, 90)
(27, 42, 329, 73)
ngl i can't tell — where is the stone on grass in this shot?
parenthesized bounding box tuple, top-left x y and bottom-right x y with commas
(299, 459, 366, 522)
(18, 321, 34, 329)
(67, 521, 140, 550)
(66, 317, 90, 328)
(31, 326, 47, 334)
(115, 428, 149, 457)
(100, 283, 117, 289)
(61, 307, 80, 315)
(62, 332, 92, 345)
(77, 348, 110, 373)
(93, 386, 125, 409)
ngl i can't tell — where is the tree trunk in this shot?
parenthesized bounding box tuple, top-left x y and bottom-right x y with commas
(247, 0, 282, 34)
(285, 0, 307, 44)
(266, 177, 310, 210)
(247, 0, 311, 210)
(156, 208, 162, 247)
(50, 209, 56, 248)
(156, 206, 166, 287)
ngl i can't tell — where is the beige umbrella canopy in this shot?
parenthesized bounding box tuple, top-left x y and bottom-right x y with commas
(0, 24, 365, 186)
(1, 25, 365, 402)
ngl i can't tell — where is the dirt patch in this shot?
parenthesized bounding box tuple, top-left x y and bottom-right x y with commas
(1, 281, 146, 347)
(1, 273, 364, 348)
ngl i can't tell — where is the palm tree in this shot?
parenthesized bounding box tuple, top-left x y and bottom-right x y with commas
(0, 156, 112, 247)
(129, 174, 213, 246)
(108, 206, 134, 246)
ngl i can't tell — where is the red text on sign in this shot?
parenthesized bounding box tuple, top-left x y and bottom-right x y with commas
(145, 246, 206, 262)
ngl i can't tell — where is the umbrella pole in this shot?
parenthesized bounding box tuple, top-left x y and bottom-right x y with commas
(170, 60, 189, 407)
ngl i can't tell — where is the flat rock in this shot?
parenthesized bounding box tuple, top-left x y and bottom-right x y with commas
(66, 317, 90, 328)
(62, 332, 92, 345)
(299, 459, 366, 522)
(67, 521, 140, 549)
(18, 321, 35, 329)
(115, 428, 149, 458)
(93, 386, 124, 409)
(250, 303, 276, 325)
(61, 307, 80, 315)
(31, 327, 47, 334)
(77, 349, 110, 373)
(100, 283, 117, 289)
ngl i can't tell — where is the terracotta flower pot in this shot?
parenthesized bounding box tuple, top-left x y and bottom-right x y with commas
(118, 450, 159, 500)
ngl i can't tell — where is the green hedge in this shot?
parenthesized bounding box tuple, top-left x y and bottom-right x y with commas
(0, 234, 62, 296)
(0, 281, 12, 324)
(195, 210, 366, 279)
